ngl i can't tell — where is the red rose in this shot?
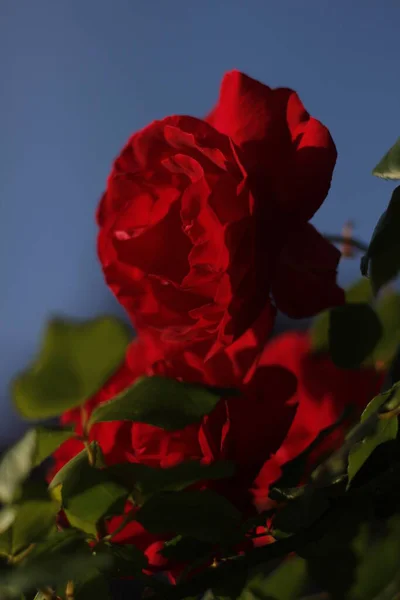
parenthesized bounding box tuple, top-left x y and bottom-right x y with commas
(51, 336, 297, 575)
(53, 336, 297, 491)
(252, 331, 384, 510)
(97, 70, 343, 368)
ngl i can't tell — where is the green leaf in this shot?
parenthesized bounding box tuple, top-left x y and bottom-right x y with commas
(32, 426, 75, 468)
(66, 569, 111, 600)
(97, 543, 148, 577)
(378, 381, 400, 416)
(164, 538, 216, 589)
(348, 391, 398, 484)
(161, 536, 214, 561)
(0, 427, 75, 507)
(273, 486, 330, 536)
(0, 499, 59, 557)
(0, 510, 16, 536)
(305, 510, 362, 599)
(136, 490, 241, 543)
(0, 431, 37, 505)
(310, 279, 373, 352)
(310, 310, 330, 353)
(12, 316, 131, 420)
(57, 450, 128, 536)
(197, 384, 241, 398)
(108, 460, 235, 502)
(240, 557, 307, 600)
(49, 442, 103, 490)
(0, 484, 58, 556)
(89, 376, 222, 431)
(369, 291, 400, 367)
(0, 509, 15, 556)
(14, 480, 55, 507)
(349, 516, 400, 599)
(65, 475, 126, 535)
(11, 500, 58, 555)
(0, 551, 111, 598)
(0, 533, 12, 559)
(361, 186, 400, 293)
(345, 278, 374, 304)
(373, 137, 400, 179)
(329, 303, 382, 369)
(27, 528, 89, 562)
(48, 443, 124, 536)
(213, 570, 249, 600)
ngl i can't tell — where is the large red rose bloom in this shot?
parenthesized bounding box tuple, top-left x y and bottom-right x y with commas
(97, 71, 343, 371)
(50, 71, 350, 584)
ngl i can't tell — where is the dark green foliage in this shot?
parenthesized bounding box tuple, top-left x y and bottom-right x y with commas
(361, 186, 400, 293)
(136, 490, 242, 544)
(89, 376, 224, 431)
(329, 303, 382, 368)
(12, 317, 131, 419)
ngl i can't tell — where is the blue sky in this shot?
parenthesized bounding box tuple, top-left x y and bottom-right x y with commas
(1, 0, 399, 444)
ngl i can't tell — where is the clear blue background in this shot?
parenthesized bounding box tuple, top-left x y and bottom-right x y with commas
(1, 0, 399, 445)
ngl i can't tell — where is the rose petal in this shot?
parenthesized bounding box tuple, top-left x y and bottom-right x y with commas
(271, 223, 344, 318)
(206, 70, 337, 220)
(252, 330, 384, 509)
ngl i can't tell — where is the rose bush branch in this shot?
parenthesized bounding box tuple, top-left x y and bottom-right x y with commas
(323, 234, 369, 254)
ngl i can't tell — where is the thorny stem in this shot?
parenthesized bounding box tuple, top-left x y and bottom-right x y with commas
(7, 543, 35, 565)
(311, 409, 379, 486)
(83, 440, 95, 466)
(92, 507, 136, 551)
(80, 406, 95, 466)
(102, 507, 136, 543)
